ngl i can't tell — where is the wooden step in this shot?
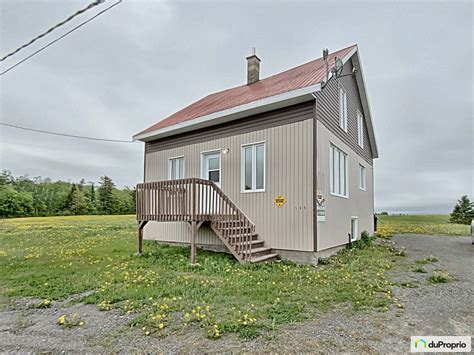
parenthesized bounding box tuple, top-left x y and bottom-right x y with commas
(242, 246, 273, 257)
(227, 233, 259, 241)
(234, 239, 264, 248)
(220, 225, 253, 233)
(250, 253, 278, 263)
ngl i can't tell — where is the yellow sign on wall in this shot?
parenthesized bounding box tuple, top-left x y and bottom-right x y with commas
(274, 195, 286, 208)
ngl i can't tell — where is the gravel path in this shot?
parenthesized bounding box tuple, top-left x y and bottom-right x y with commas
(1, 234, 472, 353)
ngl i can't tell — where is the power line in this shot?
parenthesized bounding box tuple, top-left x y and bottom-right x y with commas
(1, 0, 106, 62)
(1, 122, 139, 144)
(0, 0, 122, 76)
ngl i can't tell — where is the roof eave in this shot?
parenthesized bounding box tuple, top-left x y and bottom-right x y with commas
(133, 83, 322, 142)
(350, 47, 379, 158)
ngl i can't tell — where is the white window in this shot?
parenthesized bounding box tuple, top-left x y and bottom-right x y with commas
(357, 111, 364, 148)
(359, 164, 366, 191)
(330, 145, 348, 197)
(168, 157, 184, 180)
(241, 142, 265, 192)
(339, 86, 348, 132)
(351, 217, 358, 241)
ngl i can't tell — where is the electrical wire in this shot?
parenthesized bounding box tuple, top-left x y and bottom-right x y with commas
(1, 0, 106, 62)
(0, 122, 139, 143)
(0, 0, 122, 76)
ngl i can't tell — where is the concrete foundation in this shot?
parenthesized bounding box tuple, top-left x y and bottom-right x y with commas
(152, 240, 347, 265)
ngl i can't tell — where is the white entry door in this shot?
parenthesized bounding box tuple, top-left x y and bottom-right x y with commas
(202, 152, 221, 187)
(201, 152, 221, 214)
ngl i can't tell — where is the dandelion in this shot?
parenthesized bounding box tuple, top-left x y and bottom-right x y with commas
(58, 315, 66, 325)
(159, 323, 164, 329)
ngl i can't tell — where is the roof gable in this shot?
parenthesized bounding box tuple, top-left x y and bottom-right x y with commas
(134, 44, 378, 159)
(136, 45, 356, 136)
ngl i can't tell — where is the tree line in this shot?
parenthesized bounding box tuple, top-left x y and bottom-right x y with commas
(0, 171, 136, 218)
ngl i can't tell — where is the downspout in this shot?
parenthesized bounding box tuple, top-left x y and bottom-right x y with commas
(311, 92, 318, 252)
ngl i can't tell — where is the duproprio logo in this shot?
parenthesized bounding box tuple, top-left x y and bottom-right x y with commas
(410, 336, 471, 353)
(414, 339, 427, 349)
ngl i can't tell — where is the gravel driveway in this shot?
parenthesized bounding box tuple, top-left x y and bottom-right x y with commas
(1, 234, 472, 353)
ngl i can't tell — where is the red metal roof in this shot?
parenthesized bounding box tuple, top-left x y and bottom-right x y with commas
(139, 45, 356, 135)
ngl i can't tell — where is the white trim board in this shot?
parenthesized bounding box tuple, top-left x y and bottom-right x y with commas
(133, 83, 321, 142)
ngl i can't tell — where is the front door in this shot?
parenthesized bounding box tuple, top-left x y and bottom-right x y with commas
(201, 152, 221, 215)
(202, 152, 221, 187)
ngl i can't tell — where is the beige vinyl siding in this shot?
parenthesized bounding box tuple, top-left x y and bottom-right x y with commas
(313, 57, 375, 251)
(316, 120, 374, 250)
(144, 114, 314, 251)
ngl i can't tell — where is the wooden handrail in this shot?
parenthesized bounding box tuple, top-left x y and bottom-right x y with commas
(136, 178, 255, 262)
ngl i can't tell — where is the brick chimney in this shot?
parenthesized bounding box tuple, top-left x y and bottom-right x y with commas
(246, 47, 260, 85)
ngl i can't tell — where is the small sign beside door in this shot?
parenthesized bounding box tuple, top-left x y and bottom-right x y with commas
(274, 195, 286, 208)
(317, 205, 326, 222)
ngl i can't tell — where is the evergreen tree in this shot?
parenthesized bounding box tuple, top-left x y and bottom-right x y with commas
(90, 183, 96, 205)
(69, 187, 90, 215)
(450, 195, 474, 225)
(63, 183, 78, 213)
(84, 182, 96, 213)
(97, 176, 116, 214)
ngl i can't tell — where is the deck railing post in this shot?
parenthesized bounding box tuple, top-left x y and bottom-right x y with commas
(192, 178, 196, 221)
(137, 222, 143, 256)
(190, 179, 197, 265)
(191, 220, 197, 265)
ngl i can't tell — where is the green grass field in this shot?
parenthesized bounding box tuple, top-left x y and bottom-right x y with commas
(377, 214, 470, 237)
(0, 215, 398, 339)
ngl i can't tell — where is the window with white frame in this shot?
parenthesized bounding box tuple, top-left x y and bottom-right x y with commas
(357, 111, 364, 148)
(242, 143, 265, 192)
(168, 157, 184, 180)
(359, 164, 366, 190)
(339, 86, 348, 131)
(330, 145, 348, 197)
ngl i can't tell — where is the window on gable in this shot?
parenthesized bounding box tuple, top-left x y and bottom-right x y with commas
(242, 143, 265, 192)
(359, 164, 366, 191)
(330, 144, 348, 197)
(357, 111, 364, 148)
(339, 87, 348, 132)
(169, 157, 184, 180)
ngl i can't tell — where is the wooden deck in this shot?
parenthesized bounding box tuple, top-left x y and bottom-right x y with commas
(136, 178, 277, 264)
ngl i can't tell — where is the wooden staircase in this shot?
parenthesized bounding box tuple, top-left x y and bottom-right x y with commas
(209, 217, 277, 263)
(136, 178, 278, 264)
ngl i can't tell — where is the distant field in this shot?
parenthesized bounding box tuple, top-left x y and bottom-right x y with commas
(377, 214, 470, 237)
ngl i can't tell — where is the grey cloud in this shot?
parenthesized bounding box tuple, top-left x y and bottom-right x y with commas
(1, 0, 472, 212)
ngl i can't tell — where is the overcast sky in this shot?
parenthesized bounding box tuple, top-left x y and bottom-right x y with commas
(0, 0, 472, 213)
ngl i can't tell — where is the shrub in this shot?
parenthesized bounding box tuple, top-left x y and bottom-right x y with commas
(413, 266, 427, 273)
(317, 257, 331, 265)
(348, 231, 375, 250)
(428, 271, 450, 284)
